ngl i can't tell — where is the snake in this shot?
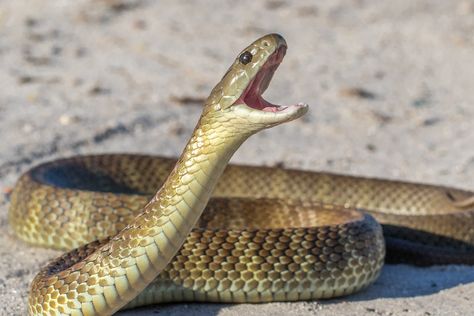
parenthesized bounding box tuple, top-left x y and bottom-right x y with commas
(8, 34, 474, 316)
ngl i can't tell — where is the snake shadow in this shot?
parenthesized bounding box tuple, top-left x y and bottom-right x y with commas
(333, 225, 474, 302)
(116, 264, 474, 316)
(327, 263, 474, 304)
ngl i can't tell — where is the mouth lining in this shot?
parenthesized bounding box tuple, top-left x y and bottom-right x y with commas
(234, 46, 292, 113)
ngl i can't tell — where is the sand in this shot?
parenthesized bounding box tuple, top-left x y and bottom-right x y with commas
(0, 1, 473, 315)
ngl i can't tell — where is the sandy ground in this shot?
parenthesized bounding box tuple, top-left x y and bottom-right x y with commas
(0, 0, 473, 315)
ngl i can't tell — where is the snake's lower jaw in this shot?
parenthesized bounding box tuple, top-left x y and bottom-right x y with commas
(277, 102, 309, 119)
(231, 102, 308, 126)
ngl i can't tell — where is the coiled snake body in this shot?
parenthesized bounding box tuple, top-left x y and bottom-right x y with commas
(9, 34, 474, 316)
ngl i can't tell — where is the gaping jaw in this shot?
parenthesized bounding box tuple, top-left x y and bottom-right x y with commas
(232, 39, 308, 123)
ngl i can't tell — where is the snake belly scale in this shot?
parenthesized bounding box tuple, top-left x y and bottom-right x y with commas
(8, 34, 474, 316)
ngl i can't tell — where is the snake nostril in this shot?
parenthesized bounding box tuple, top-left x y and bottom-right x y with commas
(445, 191, 455, 201)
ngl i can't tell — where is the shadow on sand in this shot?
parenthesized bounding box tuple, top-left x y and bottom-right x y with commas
(117, 265, 474, 315)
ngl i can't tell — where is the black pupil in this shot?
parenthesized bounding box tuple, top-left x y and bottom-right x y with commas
(239, 51, 252, 65)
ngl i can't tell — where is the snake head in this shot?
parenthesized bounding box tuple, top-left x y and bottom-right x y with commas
(205, 33, 308, 128)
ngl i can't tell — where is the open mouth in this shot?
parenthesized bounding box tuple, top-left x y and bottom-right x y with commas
(235, 46, 295, 113)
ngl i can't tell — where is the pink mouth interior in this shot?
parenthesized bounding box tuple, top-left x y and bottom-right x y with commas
(235, 46, 288, 112)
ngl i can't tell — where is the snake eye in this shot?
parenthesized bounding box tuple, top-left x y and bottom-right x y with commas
(239, 51, 253, 65)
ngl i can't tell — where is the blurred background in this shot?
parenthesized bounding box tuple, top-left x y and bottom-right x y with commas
(0, 1, 473, 315)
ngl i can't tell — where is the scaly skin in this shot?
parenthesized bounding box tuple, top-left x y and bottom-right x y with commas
(17, 34, 311, 315)
(8, 34, 474, 315)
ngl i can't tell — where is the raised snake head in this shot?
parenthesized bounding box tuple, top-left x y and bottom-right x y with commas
(200, 33, 308, 135)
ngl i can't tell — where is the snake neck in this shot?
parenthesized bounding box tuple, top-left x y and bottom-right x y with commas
(146, 114, 249, 224)
(96, 113, 250, 314)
